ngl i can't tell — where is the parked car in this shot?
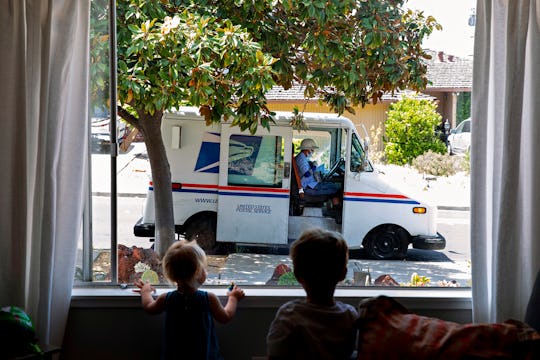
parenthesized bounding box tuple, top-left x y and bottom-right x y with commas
(447, 118, 471, 155)
(91, 117, 127, 146)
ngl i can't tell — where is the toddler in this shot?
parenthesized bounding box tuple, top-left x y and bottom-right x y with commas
(135, 240, 245, 359)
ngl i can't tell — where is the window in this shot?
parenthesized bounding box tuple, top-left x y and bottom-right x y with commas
(79, 0, 472, 290)
(293, 128, 345, 172)
(351, 133, 373, 173)
(227, 134, 284, 188)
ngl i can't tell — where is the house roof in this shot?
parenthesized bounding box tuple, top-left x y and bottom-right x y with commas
(265, 50, 471, 102)
(265, 85, 434, 102)
(424, 50, 472, 91)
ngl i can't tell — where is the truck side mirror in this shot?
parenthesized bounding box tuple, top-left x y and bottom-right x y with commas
(363, 138, 370, 152)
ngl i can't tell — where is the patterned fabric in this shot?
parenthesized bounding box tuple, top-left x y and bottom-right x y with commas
(356, 296, 540, 360)
(162, 290, 223, 360)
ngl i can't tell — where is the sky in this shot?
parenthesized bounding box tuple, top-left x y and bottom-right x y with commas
(405, 0, 476, 58)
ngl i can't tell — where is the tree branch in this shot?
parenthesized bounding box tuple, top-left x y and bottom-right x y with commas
(117, 106, 140, 130)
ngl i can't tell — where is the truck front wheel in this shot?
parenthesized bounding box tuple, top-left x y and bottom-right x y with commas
(364, 225, 409, 260)
(183, 212, 219, 254)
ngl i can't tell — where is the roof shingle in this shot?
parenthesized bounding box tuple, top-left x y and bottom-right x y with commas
(265, 50, 472, 101)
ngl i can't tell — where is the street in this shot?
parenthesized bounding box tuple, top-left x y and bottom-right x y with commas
(91, 197, 471, 260)
(436, 209, 471, 261)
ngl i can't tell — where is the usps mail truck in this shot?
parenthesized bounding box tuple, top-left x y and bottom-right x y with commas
(134, 108, 445, 259)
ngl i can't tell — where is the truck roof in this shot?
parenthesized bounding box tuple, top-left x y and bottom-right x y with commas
(166, 107, 356, 129)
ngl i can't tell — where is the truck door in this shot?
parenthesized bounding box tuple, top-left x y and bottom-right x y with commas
(217, 126, 292, 245)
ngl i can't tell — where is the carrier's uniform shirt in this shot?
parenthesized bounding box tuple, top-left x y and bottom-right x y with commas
(295, 151, 318, 189)
(295, 152, 341, 196)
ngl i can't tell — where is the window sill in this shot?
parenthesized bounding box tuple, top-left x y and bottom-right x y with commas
(71, 286, 472, 310)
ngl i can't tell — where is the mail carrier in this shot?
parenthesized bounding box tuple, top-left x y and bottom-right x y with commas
(134, 108, 445, 260)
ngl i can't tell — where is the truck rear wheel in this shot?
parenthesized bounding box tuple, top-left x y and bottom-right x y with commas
(364, 225, 409, 260)
(184, 213, 220, 254)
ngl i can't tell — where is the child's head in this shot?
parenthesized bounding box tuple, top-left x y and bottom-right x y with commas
(162, 240, 207, 290)
(291, 228, 348, 291)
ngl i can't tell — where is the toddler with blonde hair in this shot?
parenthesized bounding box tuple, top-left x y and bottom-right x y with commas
(135, 240, 244, 359)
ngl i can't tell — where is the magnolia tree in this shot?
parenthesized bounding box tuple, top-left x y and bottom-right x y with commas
(91, 0, 440, 256)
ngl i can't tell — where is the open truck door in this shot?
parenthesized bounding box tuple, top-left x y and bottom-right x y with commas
(217, 125, 292, 245)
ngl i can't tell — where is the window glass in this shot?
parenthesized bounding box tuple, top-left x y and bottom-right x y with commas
(227, 134, 284, 187)
(351, 133, 373, 173)
(462, 120, 470, 132)
(81, 0, 473, 290)
(76, 0, 113, 283)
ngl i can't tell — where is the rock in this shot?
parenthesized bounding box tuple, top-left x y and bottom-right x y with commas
(117, 244, 163, 284)
(266, 263, 292, 285)
(373, 274, 400, 286)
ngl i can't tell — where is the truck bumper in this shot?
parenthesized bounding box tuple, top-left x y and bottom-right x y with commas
(133, 217, 184, 237)
(134, 217, 155, 237)
(411, 232, 446, 250)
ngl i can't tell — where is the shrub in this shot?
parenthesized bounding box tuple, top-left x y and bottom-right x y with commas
(384, 96, 446, 165)
(401, 272, 431, 287)
(277, 271, 299, 286)
(462, 150, 470, 175)
(412, 150, 458, 176)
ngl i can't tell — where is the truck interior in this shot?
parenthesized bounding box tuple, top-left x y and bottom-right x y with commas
(288, 128, 346, 226)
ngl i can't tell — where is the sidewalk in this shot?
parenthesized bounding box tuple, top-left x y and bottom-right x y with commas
(375, 164, 471, 211)
(91, 144, 471, 210)
(208, 253, 471, 287)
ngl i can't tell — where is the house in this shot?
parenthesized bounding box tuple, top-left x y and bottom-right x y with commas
(265, 50, 472, 151)
(424, 50, 473, 128)
(2, 2, 537, 359)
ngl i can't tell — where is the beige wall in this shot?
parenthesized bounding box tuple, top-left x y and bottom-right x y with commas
(424, 91, 459, 128)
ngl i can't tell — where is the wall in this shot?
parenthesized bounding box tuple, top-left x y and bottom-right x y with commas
(425, 91, 460, 128)
(62, 289, 472, 360)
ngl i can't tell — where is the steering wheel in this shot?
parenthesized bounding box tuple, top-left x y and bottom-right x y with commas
(323, 157, 345, 181)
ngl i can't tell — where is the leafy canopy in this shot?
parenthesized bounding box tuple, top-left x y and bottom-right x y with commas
(89, 0, 441, 256)
(92, 0, 440, 132)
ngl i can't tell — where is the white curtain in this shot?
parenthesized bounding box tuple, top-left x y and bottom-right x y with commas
(472, 0, 540, 323)
(0, 0, 90, 347)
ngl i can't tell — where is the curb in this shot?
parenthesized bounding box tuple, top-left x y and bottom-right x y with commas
(437, 206, 470, 212)
(92, 192, 147, 198)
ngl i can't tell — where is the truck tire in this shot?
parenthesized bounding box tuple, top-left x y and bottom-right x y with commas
(364, 225, 409, 260)
(184, 213, 219, 254)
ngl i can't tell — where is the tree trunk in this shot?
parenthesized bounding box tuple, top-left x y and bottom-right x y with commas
(139, 111, 175, 257)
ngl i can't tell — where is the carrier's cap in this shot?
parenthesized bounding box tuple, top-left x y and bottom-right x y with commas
(300, 138, 319, 150)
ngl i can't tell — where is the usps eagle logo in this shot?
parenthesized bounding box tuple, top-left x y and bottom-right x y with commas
(194, 132, 220, 173)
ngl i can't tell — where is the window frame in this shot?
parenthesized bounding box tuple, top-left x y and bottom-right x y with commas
(79, 1, 472, 297)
